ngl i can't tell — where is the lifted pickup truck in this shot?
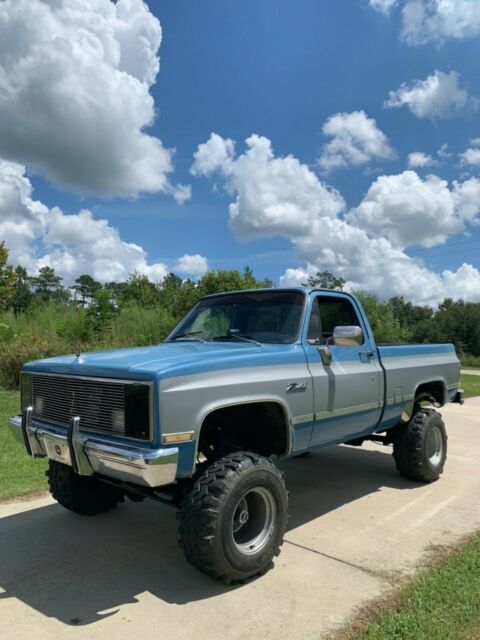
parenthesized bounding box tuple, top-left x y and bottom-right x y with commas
(9, 288, 463, 583)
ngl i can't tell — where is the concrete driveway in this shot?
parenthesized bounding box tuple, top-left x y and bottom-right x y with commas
(1, 399, 479, 640)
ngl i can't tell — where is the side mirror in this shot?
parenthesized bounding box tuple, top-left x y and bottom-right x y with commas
(333, 325, 363, 347)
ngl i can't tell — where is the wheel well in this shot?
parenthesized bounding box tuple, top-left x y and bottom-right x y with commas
(414, 381, 445, 407)
(198, 402, 289, 460)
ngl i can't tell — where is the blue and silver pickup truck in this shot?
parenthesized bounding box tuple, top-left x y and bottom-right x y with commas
(9, 288, 464, 583)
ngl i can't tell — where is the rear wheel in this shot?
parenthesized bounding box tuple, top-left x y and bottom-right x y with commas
(178, 451, 288, 583)
(47, 461, 125, 515)
(393, 408, 447, 483)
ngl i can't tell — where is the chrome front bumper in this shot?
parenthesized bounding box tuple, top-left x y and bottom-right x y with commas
(8, 414, 178, 488)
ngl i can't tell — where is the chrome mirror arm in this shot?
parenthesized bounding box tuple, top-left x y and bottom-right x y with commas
(317, 345, 332, 366)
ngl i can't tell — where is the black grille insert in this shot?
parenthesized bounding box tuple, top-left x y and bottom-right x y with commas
(31, 374, 151, 441)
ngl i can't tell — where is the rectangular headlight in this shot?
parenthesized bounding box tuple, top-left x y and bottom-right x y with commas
(124, 384, 151, 440)
(20, 373, 33, 412)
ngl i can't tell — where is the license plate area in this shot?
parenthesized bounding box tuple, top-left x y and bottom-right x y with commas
(44, 439, 72, 466)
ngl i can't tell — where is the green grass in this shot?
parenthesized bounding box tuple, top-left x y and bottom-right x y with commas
(341, 533, 480, 640)
(0, 389, 48, 501)
(460, 374, 480, 399)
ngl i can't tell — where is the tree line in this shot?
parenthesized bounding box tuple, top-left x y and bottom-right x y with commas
(0, 242, 479, 387)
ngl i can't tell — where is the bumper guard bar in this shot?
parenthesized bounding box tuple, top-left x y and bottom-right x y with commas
(9, 412, 179, 488)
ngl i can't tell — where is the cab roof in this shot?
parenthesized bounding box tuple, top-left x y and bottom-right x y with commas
(200, 287, 352, 299)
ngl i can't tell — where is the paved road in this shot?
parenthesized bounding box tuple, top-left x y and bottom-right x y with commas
(462, 369, 480, 376)
(1, 399, 479, 640)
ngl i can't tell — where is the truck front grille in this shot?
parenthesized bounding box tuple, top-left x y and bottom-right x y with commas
(30, 374, 151, 441)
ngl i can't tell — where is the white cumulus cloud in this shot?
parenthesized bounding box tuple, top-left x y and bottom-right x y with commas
(192, 133, 480, 305)
(284, 215, 480, 306)
(459, 139, 480, 167)
(369, 0, 480, 45)
(192, 133, 345, 240)
(0, 160, 49, 270)
(441, 263, 480, 300)
(0, 0, 189, 201)
(401, 0, 480, 45)
(0, 162, 172, 283)
(174, 254, 209, 278)
(385, 70, 470, 120)
(40, 208, 170, 283)
(279, 267, 314, 287)
(437, 143, 451, 159)
(347, 171, 479, 249)
(318, 111, 395, 172)
(190, 134, 236, 177)
(452, 177, 480, 222)
(407, 152, 436, 168)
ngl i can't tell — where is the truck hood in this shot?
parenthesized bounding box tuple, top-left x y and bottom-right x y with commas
(23, 341, 298, 381)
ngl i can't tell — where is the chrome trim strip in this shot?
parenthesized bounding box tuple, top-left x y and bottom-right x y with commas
(291, 413, 314, 425)
(9, 416, 177, 488)
(315, 401, 380, 421)
(23, 371, 153, 386)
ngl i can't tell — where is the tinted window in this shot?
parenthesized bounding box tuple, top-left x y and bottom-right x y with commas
(169, 291, 305, 344)
(308, 296, 361, 344)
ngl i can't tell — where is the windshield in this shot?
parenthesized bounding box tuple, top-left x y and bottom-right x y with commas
(168, 290, 305, 344)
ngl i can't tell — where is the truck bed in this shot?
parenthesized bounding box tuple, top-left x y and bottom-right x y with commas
(377, 343, 460, 430)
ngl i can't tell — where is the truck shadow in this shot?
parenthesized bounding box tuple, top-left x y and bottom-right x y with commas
(279, 444, 416, 531)
(0, 445, 418, 625)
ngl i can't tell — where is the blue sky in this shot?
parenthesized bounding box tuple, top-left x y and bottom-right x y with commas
(1, 0, 480, 305)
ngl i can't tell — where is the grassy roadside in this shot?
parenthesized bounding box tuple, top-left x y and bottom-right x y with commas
(460, 374, 480, 399)
(336, 376, 480, 640)
(0, 389, 47, 501)
(336, 532, 480, 640)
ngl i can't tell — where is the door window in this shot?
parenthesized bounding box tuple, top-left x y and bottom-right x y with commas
(307, 296, 363, 345)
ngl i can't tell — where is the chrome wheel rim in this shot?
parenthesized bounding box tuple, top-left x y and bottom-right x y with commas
(232, 487, 276, 555)
(427, 426, 443, 466)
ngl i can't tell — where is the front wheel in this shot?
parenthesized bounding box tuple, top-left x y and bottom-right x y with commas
(178, 452, 288, 583)
(393, 408, 447, 483)
(47, 461, 125, 515)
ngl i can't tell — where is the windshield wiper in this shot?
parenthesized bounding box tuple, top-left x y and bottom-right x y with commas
(212, 330, 261, 346)
(171, 331, 206, 343)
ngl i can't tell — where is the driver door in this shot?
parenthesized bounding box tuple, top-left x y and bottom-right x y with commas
(303, 294, 383, 446)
